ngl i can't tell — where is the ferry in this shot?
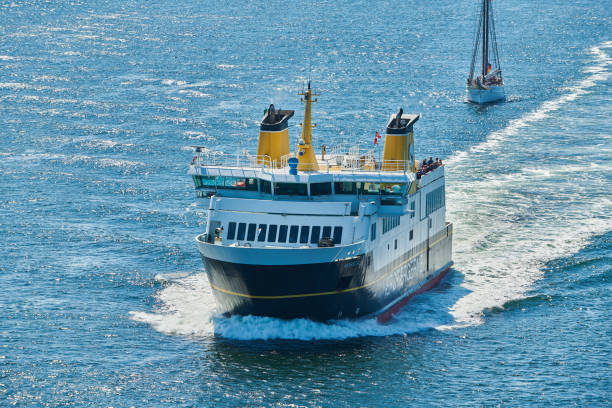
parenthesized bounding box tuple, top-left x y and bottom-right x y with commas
(189, 82, 453, 322)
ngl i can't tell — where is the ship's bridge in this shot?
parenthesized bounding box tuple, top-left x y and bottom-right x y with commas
(189, 146, 419, 209)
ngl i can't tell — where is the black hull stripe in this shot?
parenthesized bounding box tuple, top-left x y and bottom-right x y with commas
(209, 230, 453, 299)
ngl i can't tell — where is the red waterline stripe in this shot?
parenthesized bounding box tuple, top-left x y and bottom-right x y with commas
(377, 264, 452, 323)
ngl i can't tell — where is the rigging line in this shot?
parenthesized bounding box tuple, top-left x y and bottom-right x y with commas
(469, 1, 483, 81)
(490, 2, 502, 79)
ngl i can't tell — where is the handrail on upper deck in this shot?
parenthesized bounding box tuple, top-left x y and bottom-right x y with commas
(189, 147, 415, 173)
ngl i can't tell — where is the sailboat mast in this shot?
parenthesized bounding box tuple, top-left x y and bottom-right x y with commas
(481, 0, 489, 77)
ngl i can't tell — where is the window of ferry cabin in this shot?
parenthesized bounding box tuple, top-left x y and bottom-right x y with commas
(259, 179, 272, 194)
(334, 182, 358, 194)
(257, 224, 267, 242)
(267, 224, 278, 242)
(247, 223, 257, 241)
(310, 226, 321, 244)
(299, 226, 310, 244)
(381, 183, 406, 195)
(236, 223, 246, 241)
(362, 183, 380, 195)
(192, 175, 217, 189)
(222, 177, 258, 191)
(289, 225, 299, 243)
(322, 226, 332, 239)
(278, 225, 288, 242)
(274, 182, 307, 196)
(227, 222, 237, 240)
(333, 226, 343, 244)
(310, 182, 332, 195)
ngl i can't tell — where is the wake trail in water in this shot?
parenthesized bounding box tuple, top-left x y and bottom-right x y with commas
(442, 40, 611, 327)
(130, 41, 611, 340)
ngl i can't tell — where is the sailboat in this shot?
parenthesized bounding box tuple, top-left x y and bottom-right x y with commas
(467, 0, 505, 104)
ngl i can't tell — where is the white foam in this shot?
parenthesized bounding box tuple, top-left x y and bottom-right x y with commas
(129, 273, 216, 337)
(129, 272, 440, 340)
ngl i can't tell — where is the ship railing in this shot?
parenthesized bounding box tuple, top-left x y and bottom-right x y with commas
(191, 149, 294, 170)
(322, 155, 410, 173)
(190, 146, 412, 173)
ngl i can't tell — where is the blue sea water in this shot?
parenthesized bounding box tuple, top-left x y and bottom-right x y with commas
(1, 0, 610, 406)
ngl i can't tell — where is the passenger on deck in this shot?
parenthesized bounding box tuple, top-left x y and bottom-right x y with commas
(428, 157, 434, 165)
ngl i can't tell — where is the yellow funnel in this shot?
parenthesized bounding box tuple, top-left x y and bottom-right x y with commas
(382, 109, 420, 172)
(257, 104, 294, 168)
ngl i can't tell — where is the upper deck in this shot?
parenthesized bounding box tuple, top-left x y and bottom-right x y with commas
(188, 146, 444, 218)
(189, 146, 442, 186)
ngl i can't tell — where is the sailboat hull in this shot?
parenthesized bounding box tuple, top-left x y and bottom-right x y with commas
(467, 85, 505, 104)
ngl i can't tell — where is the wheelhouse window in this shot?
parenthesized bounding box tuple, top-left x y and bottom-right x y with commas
(227, 222, 237, 240)
(274, 182, 307, 196)
(334, 182, 357, 194)
(333, 226, 343, 244)
(236, 223, 246, 240)
(334, 181, 405, 196)
(192, 175, 216, 188)
(289, 225, 299, 243)
(371, 223, 376, 241)
(222, 177, 258, 191)
(310, 182, 332, 196)
(259, 179, 272, 194)
(257, 224, 267, 242)
(267, 225, 278, 242)
(247, 223, 257, 241)
(310, 226, 321, 244)
(381, 183, 406, 195)
(299, 226, 310, 244)
(362, 182, 380, 194)
(278, 225, 288, 242)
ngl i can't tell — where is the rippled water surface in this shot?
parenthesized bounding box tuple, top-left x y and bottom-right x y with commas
(1, 0, 610, 406)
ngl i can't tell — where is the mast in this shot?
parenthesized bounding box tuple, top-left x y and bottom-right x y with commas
(481, 0, 488, 77)
(296, 81, 319, 171)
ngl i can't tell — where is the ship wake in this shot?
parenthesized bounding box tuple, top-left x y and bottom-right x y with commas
(442, 40, 611, 327)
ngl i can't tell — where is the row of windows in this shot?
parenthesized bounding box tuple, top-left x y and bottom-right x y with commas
(334, 182, 406, 196)
(193, 175, 260, 191)
(226, 222, 343, 245)
(382, 216, 400, 234)
(426, 185, 445, 216)
(193, 176, 406, 197)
